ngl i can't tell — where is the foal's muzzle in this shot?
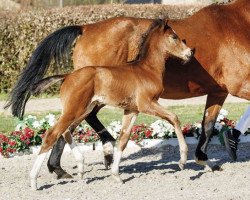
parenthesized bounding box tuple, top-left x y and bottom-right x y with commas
(182, 48, 195, 63)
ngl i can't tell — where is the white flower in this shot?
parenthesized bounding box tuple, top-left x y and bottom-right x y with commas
(216, 114, 224, 122)
(193, 122, 202, 129)
(45, 114, 56, 126)
(220, 109, 228, 117)
(15, 123, 25, 131)
(214, 122, 223, 132)
(27, 115, 37, 120)
(39, 119, 46, 125)
(150, 120, 174, 138)
(32, 121, 41, 129)
(107, 121, 121, 139)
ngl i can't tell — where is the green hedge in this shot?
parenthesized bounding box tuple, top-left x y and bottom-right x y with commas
(0, 4, 203, 94)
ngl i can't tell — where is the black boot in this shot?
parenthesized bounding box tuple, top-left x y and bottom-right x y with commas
(223, 128, 241, 161)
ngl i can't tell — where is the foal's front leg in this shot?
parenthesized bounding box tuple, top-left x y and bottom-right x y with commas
(141, 102, 188, 169)
(111, 110, 138, 183)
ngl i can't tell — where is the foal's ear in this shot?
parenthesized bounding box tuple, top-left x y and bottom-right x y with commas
(164, 20, 170, 31)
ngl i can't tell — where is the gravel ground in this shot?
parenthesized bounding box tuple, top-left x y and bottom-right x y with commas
(1, 143, 250, 200)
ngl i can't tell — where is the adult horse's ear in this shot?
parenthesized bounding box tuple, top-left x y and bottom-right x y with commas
(164, 20, 170, 31)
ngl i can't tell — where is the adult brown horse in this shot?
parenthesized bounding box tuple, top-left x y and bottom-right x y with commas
(5, 0, 250, 178)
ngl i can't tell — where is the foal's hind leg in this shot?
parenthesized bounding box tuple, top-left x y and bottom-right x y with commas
(30, 113, 82, 190)
(141, 102, 188, 169)
(111, 110, 138, 183)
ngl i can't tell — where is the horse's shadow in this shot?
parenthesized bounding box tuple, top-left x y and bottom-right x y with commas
(44, 143, 250, 189)
(114, 143, 250, 181)
(38, 180, 77, 190)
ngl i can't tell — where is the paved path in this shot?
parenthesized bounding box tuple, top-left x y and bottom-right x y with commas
(0, 94, 248, 115)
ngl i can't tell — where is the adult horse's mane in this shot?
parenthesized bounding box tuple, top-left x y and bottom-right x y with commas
(128, 19, 165, 64)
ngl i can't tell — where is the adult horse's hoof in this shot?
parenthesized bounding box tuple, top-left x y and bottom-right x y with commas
(57, 172, 73, 179)
(104, 154, 113, 169)
(195, 156, 223, 171)
(54, 168, 73, 179)
(103, 141, 115, 169)
(211, 164, 223, 172)
(112, 174, 124, 184)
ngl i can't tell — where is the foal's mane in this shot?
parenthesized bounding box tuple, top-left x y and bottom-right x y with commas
(128, 19, 165, 64)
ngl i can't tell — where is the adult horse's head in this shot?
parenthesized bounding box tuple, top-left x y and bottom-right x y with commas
(158, 20, 194, 63)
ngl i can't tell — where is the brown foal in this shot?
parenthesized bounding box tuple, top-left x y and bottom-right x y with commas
(29, 20, 192, 190)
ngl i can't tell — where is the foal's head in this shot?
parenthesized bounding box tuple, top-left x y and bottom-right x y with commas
(151, 20, 193, 63)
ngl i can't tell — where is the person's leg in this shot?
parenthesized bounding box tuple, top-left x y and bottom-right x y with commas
(223, 106, 250, 160)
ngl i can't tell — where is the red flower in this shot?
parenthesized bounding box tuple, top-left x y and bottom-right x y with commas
(25, 140, 30, 145)
(6, 148, 15, 153)
(145, 130, 152, 138)
(20, 134, 27, 141)
(24, 128, 34, 138)
(86, 130, 92, 136)
(0, 134, 9, 143)
(8, 141, 17, 147)
(0, 147, 2, 153)
(79, 135, 84, 140)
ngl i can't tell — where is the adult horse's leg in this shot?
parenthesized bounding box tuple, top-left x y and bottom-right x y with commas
(85, 106, 116, 169)
(195, 93, 228, 170)
(47, 106, 116, 178)
(47, 136, 71, 179)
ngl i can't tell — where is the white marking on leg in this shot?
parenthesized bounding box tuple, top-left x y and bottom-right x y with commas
(69, 139, 84, 179)
(29, 152, 47, 190)
(103, 141, 115, 156)
(111, 150, 122, 175)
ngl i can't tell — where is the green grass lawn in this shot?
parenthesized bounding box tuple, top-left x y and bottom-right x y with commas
(0, 102, 249, 133)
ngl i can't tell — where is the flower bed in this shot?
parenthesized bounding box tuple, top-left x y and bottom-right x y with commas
(0, 109, 248, 158)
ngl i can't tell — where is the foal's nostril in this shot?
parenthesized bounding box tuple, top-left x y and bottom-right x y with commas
(191, 48, 195, 56)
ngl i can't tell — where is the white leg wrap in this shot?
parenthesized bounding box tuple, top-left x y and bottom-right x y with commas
(111, 150, 122, 175)
(235, 106, 250, 134)
(103, 141, 115, 156)
(69, 139, 84, 179)
(29, 152, 47, 190)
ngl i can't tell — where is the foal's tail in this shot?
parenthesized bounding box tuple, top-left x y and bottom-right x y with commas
(31, 75, 67, 96)
(4, 25, 83, 119)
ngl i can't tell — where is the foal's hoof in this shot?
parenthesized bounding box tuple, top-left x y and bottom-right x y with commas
(178, 161, 185, 170)
(112, 174, 124, 184)
(30, 179, 38, 191)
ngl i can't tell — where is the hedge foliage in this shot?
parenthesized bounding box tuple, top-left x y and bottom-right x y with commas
(0, 4, 203, 94)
